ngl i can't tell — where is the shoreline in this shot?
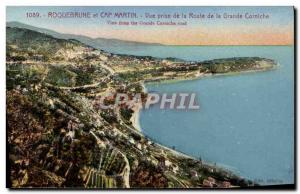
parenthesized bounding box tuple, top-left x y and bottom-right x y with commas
(7, 26, 283, 188)
(130, 82, 147, 132)
(144, 66, 278, 86)
(130, 66, 278, 133)
(128, 66, 277, 183)
(130, 102, 142, 132)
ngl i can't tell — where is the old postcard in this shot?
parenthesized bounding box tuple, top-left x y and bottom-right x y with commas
(6, 6, 295, 189)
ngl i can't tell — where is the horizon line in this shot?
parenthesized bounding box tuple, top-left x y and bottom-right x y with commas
(6, 21, 294, 47)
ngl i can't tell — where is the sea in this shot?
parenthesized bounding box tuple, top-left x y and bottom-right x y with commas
(105, 45, 294, 185)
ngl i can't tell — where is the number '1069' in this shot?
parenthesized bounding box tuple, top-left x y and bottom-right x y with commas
(26, 12, 40, 18)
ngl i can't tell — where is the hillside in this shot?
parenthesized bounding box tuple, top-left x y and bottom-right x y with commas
(6, 27, 275, 188)
(7, 21, 163, 52)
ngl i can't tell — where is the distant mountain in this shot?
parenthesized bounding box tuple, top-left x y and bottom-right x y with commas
(7, 26, 84, 54)
(6, 26, 110, 63)
(7, 21, 163, 52)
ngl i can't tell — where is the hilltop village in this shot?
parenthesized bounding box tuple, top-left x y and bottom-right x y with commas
(6, 27, 276, 188)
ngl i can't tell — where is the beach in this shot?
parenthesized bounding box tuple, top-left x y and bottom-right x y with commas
(130, 100, 142, 132)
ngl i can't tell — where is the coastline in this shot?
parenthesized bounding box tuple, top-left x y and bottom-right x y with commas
(129, 100, 242, 180)
(128, 66, 278, 183)
(7, 24, 285, 188)
(131, 66, 278, 133)
(130, 82, 147, 132)
(130, 102, 142, 132)
(144, 66, 278, 86)
(130, 64, 278, 136)
(129, 81, 200, 159)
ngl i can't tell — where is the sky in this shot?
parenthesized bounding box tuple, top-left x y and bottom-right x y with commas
(6, 6, 294, 45)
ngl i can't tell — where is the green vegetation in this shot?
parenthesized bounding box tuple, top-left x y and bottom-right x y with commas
(7, 27, 83, 58)
(120, 107, 134, 123)
(6, 26, 275, 189)
(46, 66, 77, 87)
